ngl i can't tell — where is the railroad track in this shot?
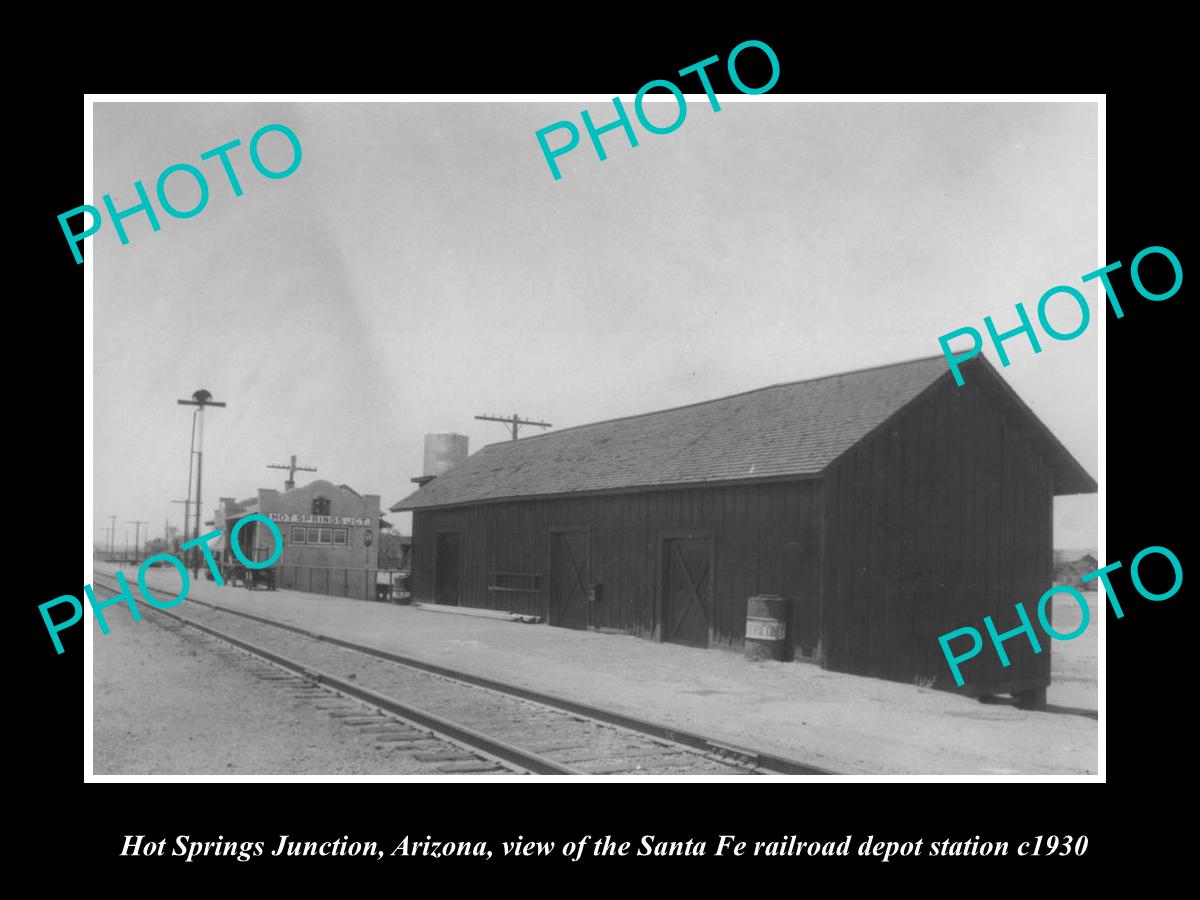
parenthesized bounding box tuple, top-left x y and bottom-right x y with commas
(92, 573, 834, 776)
(135, 608, 524, 774)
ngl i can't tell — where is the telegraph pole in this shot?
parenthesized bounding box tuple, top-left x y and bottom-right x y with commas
(171, 499, 192, 551)
(178, 390, 227, 578)
(128, 520, 149, 565)
(474, 413, 553, 441)
(107, 514, 117, 561)
(267, 454, 317, 491)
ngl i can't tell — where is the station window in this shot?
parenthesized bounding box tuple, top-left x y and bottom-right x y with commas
(333, 528, 348, 546)
(312, 497, 331, 516)
(306, 527, 321, 543)
(291, 526, 306, 545)
(318, 528, 332, 544)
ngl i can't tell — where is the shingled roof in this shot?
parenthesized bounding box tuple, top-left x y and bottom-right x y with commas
(391, 355, 1096, 511)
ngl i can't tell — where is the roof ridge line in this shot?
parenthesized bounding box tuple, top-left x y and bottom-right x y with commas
(479, 352, 950, 450)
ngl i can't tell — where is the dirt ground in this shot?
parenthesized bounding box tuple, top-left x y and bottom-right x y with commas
(91, 610, 456, 775)
(1046, 591, 1098, 711)
(102, 566, 1099, 775)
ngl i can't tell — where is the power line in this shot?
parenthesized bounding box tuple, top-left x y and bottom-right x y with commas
(474, 413, 553, 441)
(127, 520, 150, 564)
(267, 454, 317, 490)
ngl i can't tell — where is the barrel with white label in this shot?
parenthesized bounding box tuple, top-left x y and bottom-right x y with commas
(744, 594, 790, 661)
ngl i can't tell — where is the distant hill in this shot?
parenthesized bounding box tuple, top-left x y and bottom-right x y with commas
(1055, 548, 1098, 560)
(1053, 551, 1099, 590)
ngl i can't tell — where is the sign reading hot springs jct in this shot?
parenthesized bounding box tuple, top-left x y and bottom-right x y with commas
(265, 513, 371, 527)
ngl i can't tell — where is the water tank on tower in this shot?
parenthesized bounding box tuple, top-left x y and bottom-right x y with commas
(423, 433, 469, 478)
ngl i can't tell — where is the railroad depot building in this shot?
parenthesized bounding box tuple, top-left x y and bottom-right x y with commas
(215, 479, 382, 599)
(391, 355, 1096, 700)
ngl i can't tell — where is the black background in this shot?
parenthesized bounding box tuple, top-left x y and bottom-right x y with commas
(21, 24, 1188, 885)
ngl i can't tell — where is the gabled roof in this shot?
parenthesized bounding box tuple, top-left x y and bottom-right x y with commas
(964, 358, 1097, 496)
(391, 355, 1096, 512)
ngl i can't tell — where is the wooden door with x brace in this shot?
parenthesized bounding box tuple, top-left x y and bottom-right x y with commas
(661, 534, 714, 648)
(548, 528, 590, 630)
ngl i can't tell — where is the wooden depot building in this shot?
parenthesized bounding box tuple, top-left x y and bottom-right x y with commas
(391, 355, 1096, 699)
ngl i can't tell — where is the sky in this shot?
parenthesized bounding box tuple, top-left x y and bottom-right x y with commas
(91, 99, 1098, 551)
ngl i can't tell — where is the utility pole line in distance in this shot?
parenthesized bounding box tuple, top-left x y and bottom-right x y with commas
(267, 454, 317, 490)
(128, 520, 149, 564)
(474, 412, 553, 441)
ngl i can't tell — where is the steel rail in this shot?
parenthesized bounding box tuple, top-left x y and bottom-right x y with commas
(112, 591, 584, 776)
(94, 572, 835, 775)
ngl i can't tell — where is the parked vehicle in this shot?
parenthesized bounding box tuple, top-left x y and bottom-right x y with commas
(244, 567, 276, 591)
(375, 569, 411, 603)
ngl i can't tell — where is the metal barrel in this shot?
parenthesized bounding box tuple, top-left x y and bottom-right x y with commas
(744, 594, 789, 661)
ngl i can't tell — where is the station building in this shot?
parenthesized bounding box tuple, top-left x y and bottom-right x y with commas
(214, 478, 383, 600)
(391, 355, 1096, 705)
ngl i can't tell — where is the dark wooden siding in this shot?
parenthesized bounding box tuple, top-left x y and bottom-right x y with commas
(820, 376, 1054, 693)
(410, 481, 820, 648)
